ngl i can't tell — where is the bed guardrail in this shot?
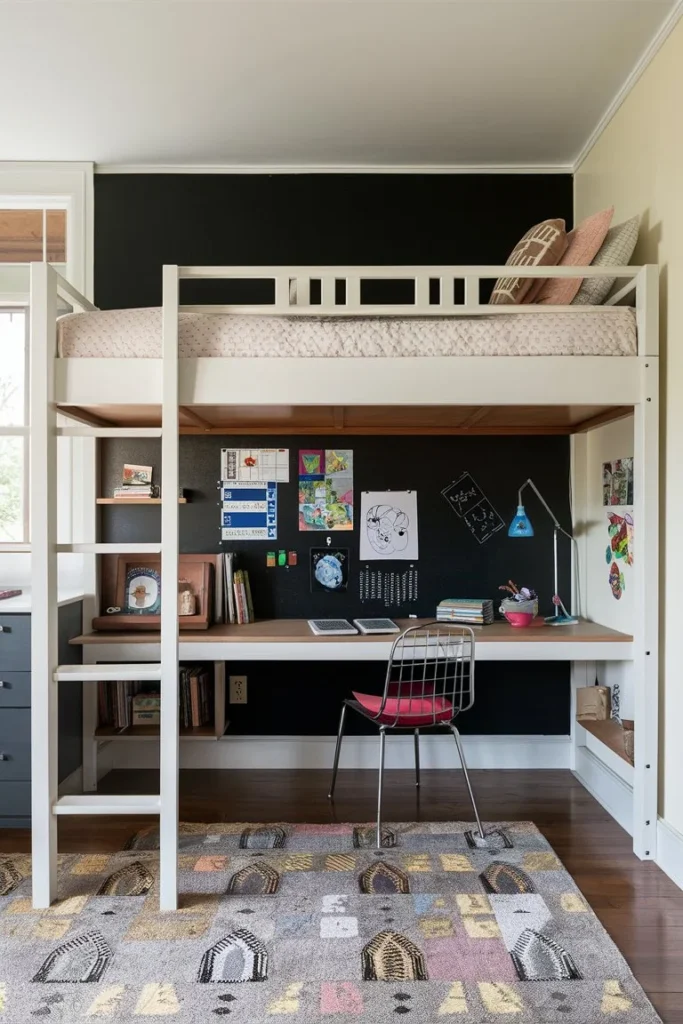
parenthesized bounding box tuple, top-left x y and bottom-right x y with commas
(176, 263, 644, 316)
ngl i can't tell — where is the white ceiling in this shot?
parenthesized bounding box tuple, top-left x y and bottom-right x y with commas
(0, 0, 677, 168)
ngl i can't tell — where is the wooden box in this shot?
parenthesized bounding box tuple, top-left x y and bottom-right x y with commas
(92, 555, 213, 631)
(576, 685, 611, 721)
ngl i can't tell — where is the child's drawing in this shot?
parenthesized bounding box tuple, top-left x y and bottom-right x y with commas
(359, 491, 419, 561)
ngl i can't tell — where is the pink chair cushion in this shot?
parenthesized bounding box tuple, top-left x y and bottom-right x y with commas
(352, 691, 454, 727)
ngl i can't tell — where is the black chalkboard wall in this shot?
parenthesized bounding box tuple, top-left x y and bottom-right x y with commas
(93, 173, 573, 309)
(94, 171, 574, 736)
(100, 434, 571, 736)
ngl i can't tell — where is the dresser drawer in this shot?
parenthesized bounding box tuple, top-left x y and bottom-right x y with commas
(0, 781, 31, 820)
(0, 709, 31, 780)
(0, 672, 30, 707)
(0, 615, 31, 671)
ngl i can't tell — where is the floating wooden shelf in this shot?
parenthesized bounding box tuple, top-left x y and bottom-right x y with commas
(96, 498, 188, 505)
(578, 718, 633, 765)
(95, 723, 225, 741)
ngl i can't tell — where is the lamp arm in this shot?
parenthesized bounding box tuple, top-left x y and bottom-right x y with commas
(516, 479, 582, 621)
(518, 478, 562, 530)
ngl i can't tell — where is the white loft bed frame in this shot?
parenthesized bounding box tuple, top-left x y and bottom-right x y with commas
(28, 261, 659, 911)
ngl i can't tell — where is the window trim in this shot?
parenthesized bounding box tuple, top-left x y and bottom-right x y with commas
(0, 162, 93, 301)
(0, 164, 92, 554)
(0, 306, 29, 544)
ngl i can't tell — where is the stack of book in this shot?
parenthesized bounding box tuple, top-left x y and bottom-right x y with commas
(132, 692, 161, 726)
(97, 668, 214, 732)
(436, 598, 494, 625)
(97, 679, 138, 730)
(214, 553, 255, 624)
(112, 484, 158, 500)
(179, 666, 212, 729)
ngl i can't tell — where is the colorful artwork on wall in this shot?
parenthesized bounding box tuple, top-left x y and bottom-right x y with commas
(298, 449, 353, 531)
(602, 458, 633, 506)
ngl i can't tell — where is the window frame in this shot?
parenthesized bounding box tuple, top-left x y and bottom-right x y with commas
(0, 306, 30, 545)
(0, 163, 93, 555)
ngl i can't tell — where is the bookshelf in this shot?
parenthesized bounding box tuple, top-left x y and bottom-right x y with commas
(95, 663, 226, 742)
(96, 498, 188, 504)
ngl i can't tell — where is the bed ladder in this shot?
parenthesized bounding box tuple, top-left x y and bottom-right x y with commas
(30, 264, 181, 910)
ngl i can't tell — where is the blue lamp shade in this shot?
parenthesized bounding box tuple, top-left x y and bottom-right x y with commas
(508, 505, 534, 537)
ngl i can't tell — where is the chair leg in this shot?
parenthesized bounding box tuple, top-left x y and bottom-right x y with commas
(450, 724, 485, 839)
(414, 729, 421, 788)
(377, 727, 387, 848)
(328, 703, 347, 799)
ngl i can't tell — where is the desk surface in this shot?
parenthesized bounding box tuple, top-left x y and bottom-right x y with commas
(72, 618, 632, 646)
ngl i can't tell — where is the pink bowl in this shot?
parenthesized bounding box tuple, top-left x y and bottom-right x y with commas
(504, 611, 535, 628)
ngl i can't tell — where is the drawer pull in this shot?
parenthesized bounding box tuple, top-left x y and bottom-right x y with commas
(0, 625, 8, 633)
(0, 753, 8, 761)
(0, 681, 5, 688)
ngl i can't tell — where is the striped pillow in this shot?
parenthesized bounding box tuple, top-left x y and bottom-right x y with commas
(490, 220, 567, 305)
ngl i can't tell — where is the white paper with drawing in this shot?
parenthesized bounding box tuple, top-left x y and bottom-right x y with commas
(360, 491, 419, 561)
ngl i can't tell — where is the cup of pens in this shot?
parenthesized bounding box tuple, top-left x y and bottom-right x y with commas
(499, 581, 538, 627)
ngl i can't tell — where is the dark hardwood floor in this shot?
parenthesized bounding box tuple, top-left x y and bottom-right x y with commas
(1, 768, 681, 1022)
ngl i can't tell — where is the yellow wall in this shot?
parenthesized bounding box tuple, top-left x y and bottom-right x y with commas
(574, 18, 683, 833)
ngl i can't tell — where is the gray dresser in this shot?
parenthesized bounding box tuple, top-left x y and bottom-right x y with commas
(0, 601, 83, 827)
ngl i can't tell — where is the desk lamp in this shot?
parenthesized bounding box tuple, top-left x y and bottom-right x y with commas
(508, 478, 578, 626)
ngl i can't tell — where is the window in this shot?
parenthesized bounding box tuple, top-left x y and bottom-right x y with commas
(0, 202, 68, 544)
(0, 164, 92, 559)
(0, 309, 29, 541)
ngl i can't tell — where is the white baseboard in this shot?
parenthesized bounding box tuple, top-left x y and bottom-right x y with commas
(656, 817, 683, 891)
(573, 746, 633, 836)
(109, 734, 571, 771)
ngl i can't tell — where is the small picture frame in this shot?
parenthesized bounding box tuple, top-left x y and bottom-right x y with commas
(125, 566, 161, 615)
(122, 463, 153, 486)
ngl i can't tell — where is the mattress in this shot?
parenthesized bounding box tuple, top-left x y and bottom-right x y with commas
(57, 307, 637, 358)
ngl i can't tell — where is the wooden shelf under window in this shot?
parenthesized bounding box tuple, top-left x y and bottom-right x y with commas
(94, 724, 226, 741)
(577, 718, 633, 765)
(96, 498, 188, 505)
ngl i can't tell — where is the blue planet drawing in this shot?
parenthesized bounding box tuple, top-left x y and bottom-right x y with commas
(315, 554, 344, 590)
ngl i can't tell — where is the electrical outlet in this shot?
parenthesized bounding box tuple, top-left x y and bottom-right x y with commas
(229, 675, 248, 704)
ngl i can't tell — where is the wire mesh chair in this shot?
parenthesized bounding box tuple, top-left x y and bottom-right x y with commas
(328, 622, 484, 847)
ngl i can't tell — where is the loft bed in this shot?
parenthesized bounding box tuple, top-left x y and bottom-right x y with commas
(28, 262, 659, 911)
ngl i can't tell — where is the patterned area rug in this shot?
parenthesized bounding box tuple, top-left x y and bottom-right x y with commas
(0, 822, 661, 1022)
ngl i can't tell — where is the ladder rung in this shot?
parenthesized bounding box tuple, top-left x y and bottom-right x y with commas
(53, 795, 161, 816)
(56, 543, 162, 554)
(56, 427, 163, 438)
(54, 663, 162, 682)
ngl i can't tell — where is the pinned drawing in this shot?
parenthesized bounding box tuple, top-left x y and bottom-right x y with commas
(606, 512, 634, 567)
(359, 491, 419, 561)
(602, 458, 633, 506)
(299, 449, 353, 531)
(442, 472, 505, 545)
(311, 548, 349, 592)
(608, 560, 625, 601)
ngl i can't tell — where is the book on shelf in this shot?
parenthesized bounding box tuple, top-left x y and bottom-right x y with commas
(436, 598, 494, 625)
(97, 667, 213, 732)
(214, 553, 253, 625)
(111, 484, 158, 499)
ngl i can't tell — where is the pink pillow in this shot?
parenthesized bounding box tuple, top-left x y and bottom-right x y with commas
(534, 208, 614, 305)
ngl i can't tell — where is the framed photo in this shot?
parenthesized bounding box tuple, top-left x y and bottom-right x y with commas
(124, 567, 161, 615)
(92, 556, 213, 631)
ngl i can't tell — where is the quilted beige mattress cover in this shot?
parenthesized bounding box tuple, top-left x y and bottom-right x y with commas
(57, 307, 637, 358)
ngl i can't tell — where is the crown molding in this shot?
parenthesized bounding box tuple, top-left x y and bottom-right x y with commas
(94, 162, 572, 176)
(573, 0, 683, 171)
